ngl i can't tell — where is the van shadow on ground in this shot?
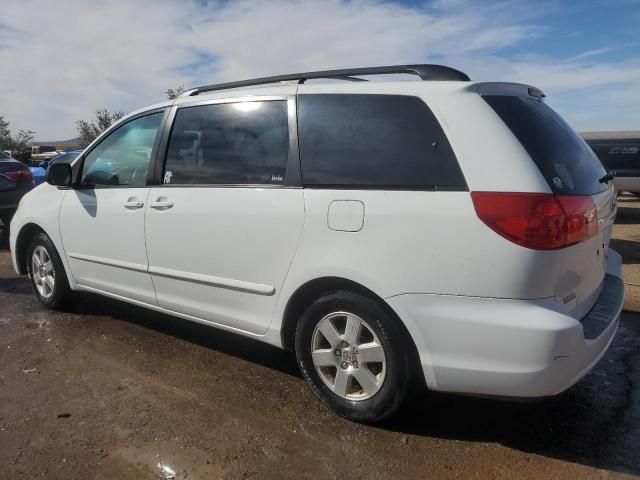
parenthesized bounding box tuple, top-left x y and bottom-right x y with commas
(61, 288, 640, 477)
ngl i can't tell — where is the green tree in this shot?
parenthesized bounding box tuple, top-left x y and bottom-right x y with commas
(76, 109, 125, 147)
(166, 85, 186, 99)
(11, 129, 35, 153)
(0, 116, 35, 157)
(0, 116, 12, 150)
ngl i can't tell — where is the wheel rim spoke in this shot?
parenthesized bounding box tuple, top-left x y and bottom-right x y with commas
(333, 369, 350, 397)
(357, 342, 385, 364)
(343, 314, 361, 345)
(44, 275, 55, 293)
(317, 321, 341, 347)
(352, 367, 379, 397)
(311, 349, 337, 367)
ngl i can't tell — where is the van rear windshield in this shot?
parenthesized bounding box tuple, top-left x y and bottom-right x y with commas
(483, 95, 607, 195)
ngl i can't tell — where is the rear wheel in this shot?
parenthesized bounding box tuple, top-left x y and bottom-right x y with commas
(295, 291, 415, 422)
(26, 233, 71, 309)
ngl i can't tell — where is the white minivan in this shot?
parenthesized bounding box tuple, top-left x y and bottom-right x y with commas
(10, 65, 624, 422)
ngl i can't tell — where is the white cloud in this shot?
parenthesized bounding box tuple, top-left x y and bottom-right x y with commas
(564, 47, 612, 62)
(0, 0, 637, 139)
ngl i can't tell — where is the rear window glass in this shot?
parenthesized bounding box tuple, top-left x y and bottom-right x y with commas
(484, 95, 607, 195)
(298, 94, 466, 189)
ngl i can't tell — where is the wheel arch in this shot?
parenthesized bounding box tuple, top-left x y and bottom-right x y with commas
(280, 276, 420, 368)
(14, 222, 48, 274)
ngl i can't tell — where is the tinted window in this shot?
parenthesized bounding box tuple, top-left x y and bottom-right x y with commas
(484, 95, 607, 195)
(81, 113, 163, 186)
(298, 94, 465, 189)
(164, 101, 289, 185)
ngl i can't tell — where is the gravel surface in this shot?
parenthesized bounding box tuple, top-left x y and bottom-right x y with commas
(0, 198, 639, 479)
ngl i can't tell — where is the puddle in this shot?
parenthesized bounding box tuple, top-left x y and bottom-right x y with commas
(24, 313, 52, 330)
(115, 440, 224, 479)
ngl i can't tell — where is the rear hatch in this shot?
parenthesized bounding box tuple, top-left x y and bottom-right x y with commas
(479, 88, 616, 319)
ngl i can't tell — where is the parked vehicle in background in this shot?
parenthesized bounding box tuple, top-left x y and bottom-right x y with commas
(38, 150, 82, 170)
(31, 150, 83, 185)
(583, 132, 640, 195)
(9, 65, 624, 422)
(31, 145, 60, 161)
(0, 151, 34, 226)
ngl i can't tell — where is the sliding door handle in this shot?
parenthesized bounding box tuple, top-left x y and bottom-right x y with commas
(149, 197, 174, 210)
(123, 198, 144, 209)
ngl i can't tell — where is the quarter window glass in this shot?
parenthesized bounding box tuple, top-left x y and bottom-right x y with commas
(298, 94, 466, 188)
(163, 101, 289, 185)
(81, 113, 163, 186)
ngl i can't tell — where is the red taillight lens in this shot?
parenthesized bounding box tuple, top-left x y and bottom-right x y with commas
(471, 192, 598, 250)
(5, 169, 33, 184)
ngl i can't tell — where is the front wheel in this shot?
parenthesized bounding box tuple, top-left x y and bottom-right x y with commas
(26, 232, 71, 309)
(295, 291, 416, 422)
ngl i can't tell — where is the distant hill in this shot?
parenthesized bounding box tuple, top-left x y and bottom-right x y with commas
(581, 131, 640, 140)
(30, 138, 83, 149)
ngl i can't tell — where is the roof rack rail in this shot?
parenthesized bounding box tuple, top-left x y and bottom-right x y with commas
(182, 64, 470, 97)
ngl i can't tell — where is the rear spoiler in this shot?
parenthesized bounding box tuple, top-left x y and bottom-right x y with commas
(468, 82, 545, 99)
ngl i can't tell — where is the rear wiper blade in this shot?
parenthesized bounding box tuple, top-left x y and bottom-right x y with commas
(599, 171, 616, 184)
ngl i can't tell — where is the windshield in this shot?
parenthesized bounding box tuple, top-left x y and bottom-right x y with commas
(483, 95, 607, 195)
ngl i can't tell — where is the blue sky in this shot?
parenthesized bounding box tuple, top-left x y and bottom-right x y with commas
(0, 0, 638, 139)
(491, 1, 639, 61)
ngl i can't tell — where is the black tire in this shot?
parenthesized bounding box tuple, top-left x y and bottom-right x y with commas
(295, 290, 415, 422)
(26, 232, 71, 309)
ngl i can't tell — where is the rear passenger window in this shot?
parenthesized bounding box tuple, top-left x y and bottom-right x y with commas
(298, 94, 466, 189)
(164, 101, 289, 185)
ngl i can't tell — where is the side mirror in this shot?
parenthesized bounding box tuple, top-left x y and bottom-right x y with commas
(46, 163, 72, 187)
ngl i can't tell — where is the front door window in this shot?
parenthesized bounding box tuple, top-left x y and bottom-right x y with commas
(80, 113, 163, 187)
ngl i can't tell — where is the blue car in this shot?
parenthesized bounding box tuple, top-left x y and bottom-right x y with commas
(30, 150, 82, 185)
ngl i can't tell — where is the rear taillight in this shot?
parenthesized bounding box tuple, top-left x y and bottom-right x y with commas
(471, 192, 598, 250)
(5, 169, 33, 184)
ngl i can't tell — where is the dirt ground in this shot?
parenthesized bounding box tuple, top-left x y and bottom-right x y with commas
(1, 197, 639, 480)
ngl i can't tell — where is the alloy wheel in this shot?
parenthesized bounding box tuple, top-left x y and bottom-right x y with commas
(311, 311, 386, 400)
(31, 246, 55, 299)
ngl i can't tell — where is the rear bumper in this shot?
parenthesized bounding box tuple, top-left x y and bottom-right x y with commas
(387, 249, 624, 398)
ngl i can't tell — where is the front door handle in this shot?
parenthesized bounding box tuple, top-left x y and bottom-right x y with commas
(123, 198, 144, 209)
(149, 197, 174, 210)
